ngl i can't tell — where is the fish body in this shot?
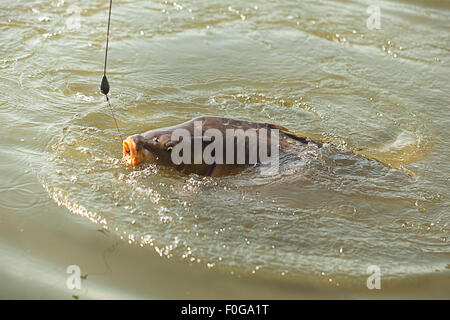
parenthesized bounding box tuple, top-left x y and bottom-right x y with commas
(123, 116, 322, 176)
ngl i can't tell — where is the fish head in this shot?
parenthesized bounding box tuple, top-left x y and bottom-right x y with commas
(123, 132, 174, 166)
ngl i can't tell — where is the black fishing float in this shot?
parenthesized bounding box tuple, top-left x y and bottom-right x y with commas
(100, 0, 122, 142)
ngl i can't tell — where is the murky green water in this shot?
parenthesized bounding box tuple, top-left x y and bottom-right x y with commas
(1, 0, 449, 296)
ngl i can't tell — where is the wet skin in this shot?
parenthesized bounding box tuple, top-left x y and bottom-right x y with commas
(123, 116, 323, 176)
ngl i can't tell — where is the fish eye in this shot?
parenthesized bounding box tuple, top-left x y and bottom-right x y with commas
(164, 141, 175, 152)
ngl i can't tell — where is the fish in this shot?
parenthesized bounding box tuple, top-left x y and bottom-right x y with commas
(123, 116, 323, 176)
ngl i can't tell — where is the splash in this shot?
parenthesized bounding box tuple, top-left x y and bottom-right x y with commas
(354, 130, 434, 170)
(293, 128, 433, 173)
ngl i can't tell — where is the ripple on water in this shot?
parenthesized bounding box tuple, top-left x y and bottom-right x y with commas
(35, 114, 449, 283)
(3, 0, 446, 287)
(0, 183, 49, 211)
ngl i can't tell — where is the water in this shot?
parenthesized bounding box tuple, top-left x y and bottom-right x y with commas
(1, 0, 449, 297)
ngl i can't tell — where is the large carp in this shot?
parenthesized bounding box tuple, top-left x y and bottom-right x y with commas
(123, 116, 323, 176)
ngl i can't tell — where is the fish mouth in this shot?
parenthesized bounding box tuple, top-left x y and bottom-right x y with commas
(123, 137, 141, 165)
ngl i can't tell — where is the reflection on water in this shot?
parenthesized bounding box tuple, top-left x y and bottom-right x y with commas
(1, 0, 449, 290)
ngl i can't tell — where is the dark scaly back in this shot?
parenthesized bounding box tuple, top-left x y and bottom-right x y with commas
(266, 123, 323, 147)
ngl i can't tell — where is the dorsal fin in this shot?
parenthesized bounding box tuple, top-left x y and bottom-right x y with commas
(266, 123, 323, 147)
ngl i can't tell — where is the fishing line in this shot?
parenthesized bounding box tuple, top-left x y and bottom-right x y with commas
(100, 0, 123, 142)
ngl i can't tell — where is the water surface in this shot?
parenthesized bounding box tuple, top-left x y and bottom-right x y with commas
(1, 0, 449, 296)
